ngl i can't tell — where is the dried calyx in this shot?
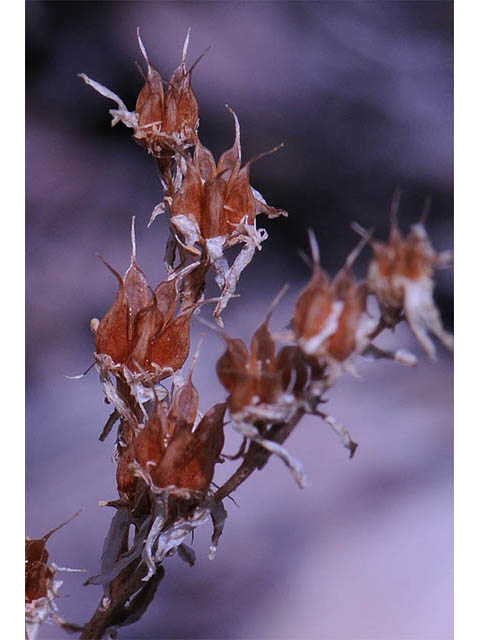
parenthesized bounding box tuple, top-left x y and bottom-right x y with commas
(291, 230, 376, 385)
(213, 290, 359, 478)
(91, 219, 221, 425)
(79, 29, 199, 161)
(161, 106, 287, 325)
(356, 191, 453, 360)
(86, 355, 229, 593)
(26, 512, 84, 640)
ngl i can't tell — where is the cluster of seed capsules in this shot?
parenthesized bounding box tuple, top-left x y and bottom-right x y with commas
(78, 31, 453, 580)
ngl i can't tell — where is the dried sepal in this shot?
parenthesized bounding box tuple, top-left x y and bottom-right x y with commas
(151, 402, 226, 492)
(94, 219, 149, 364)
(292, 230, 343, 356)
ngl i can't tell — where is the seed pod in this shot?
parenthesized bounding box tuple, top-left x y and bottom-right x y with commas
(126, 297, 165, 371)
(327, 271, 369, 362)
(249, 314, 282, 404)
(365, 194, 453, 358)
(148, 309, 194, 374)
(168, 347, 201, 436)
(275, 346, 310, 395)
(170, 157, 204, 229)
(292, 231, 342, 356)
(25, 539, 54, 603)
(216, 336, 254, 411)
(94, 221, 149, 364)
(134, 398, 170, 469)
(94, 261, 130, 365)
(194, 139, 217, 181)
(25, 512, 81, 603)
(80, 29, 201, 161)
(135, 62, 164, 131)
(152, 403, 226, 492)
(153, 277, 180, 325)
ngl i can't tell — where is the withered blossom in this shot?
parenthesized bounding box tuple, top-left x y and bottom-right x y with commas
(216, 289, 300, 420)
(79, 29, 199, 162)
(88, 370, 227, 592)
(213, 296, 359, 483)
(116, 372, 225, 504)
(26, 513, 84, 640)
(91, 221, 208, 416)
(363, 193, 453, 359)
(161, 106, 287, 324)
(292, 231, 376, 384)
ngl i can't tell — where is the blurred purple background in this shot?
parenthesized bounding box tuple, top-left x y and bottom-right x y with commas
(26, 2, 453, 639)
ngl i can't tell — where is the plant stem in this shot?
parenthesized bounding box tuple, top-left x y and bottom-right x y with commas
(80, 562, 164, 640)
(214, 408, 305, 502)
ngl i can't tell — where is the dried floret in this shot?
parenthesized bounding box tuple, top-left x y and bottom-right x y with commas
(152, 402, 226, 492)
(79, 29, 200, 162)
(291, 230, 375, 384)
(292, 230, 343, 357)
(91, 221, 209, 418)
(216, 306, 288, 416)
(364, 193, 453, 359)
(26, 513, 83, 640)
(160, 106, 287, 324)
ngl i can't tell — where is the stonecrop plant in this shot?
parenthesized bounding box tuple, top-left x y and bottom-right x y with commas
(26, 30, 453, 640)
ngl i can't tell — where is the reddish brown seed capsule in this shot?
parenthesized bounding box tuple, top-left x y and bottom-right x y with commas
(170, 107, 286, 243)
(151, 403, 226, 492)
(135, 29, 199, 156)
(25, 513, 81, 603)
(327, 272, 369, 362)
(365, 195, 453, 358)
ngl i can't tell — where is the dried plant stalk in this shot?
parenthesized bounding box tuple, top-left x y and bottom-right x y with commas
(26, 27, 453, 640)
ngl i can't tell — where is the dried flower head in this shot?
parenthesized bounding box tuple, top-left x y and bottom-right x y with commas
(26, 513, 83, 640)
(161, 106, 287, 323)
(115, 354, 226, 506)
(364, 192, 453, 359)
(79, 29, 200, 160)
(292, 230, 375, 384)
(91, 221, 211, 420)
